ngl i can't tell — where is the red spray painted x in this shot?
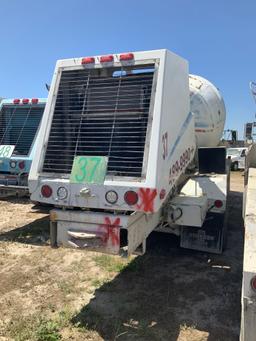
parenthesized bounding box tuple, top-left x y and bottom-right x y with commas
(99, 217, 120, 246)
(136, 188, 157, 213)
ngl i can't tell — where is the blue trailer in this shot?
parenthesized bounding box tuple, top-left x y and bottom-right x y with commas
(0, 98, 46, 197)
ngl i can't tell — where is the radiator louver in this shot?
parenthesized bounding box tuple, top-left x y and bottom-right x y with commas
(0, 105, 44, 156)
(43, 64, 155, 178)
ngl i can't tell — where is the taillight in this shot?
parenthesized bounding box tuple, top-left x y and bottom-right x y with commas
(81, 57, 95, 64)
(214, 200, 223, 208)
(105, 190, 118, 204)
(124, 191, 138, 205)
(120, 53, 134, 61)
(41, 185, 52, 198)
(159, 189, 166, 200)
(251, 276, 256, 292)
(13, 99, 20, 104)
(18, 161, 25, 170)
(31, 98, 39, 104)
(10, 160, 17, 168)
(22, 98, 29, 104)
(100, 55, 114, 63)
(57, 186, 68, 200)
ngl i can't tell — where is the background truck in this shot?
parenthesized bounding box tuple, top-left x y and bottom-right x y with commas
(240, 143, 256, 341)
(0, 98, 46, 197)
(29, 49, 229, 255)
(227, 147, 248, 170)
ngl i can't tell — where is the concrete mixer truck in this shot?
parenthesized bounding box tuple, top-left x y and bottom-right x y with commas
(28, 49, 229, 255)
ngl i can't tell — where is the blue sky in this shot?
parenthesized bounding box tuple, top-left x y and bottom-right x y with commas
(0, 0, 255, 138)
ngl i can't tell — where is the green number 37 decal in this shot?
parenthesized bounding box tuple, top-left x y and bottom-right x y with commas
(70, 156, 108, 184)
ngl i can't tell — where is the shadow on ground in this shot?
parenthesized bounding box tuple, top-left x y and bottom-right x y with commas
(72, 190, 244, 341)
(0, 216, 50, 246)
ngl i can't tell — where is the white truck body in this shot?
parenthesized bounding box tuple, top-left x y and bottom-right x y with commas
(29, 49, 229, 255)
(240, 144, 256, 341)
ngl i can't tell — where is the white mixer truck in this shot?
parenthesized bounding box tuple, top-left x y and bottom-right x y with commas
(28, 49, 229, 255)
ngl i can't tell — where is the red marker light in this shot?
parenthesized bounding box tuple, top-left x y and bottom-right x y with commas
(159, 189, 166, 200)
(18, 161, 25, 170)
(81, 57, 95, 64)
(22, 98, 29, 104)
(124, 191, 138, 206)
(214, 200, 223, 208)
(120, 53, 134, 61)
(41, 185, 52, 198)
(13, 99, 20, 104)
(251, 276, 256, 292)
(31, 98, 39, 104)
(100, 55, 114, 63)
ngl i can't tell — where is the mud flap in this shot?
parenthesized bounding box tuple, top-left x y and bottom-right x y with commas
(180, 212, 226, 254)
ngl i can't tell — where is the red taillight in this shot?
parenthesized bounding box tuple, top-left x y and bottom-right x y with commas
(214, 200, 223, 208)
(120, 53, 134, 61)
(13, 99, 20, 104)
(251, 276, 256, 292)
(159, 189, 166, 200)
(22, 98, 29, 104)
(100, 55, 114, 63)
(18, 161, 25, 170)
(31, 98, 39, 104)
(81, 57, 95, 64)
(124, 191, 138, 206)
(41, 185, 52, 198)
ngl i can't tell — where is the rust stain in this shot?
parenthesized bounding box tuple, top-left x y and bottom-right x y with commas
(50, 211, 58, 222)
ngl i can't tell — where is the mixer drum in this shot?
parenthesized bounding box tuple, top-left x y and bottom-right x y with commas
(189, 74, 226, 147)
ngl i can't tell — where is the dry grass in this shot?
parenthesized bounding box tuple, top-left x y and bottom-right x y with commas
(0, 172, 244, 340)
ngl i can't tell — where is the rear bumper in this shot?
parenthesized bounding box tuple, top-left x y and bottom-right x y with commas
(50, 208, 160, 256)
(0, 184, 29, 197)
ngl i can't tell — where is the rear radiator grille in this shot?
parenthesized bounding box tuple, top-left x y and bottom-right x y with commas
(43, 64, 155, 177)
(0, 105, 44, 156)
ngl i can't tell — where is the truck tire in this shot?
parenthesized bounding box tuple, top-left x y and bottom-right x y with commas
(232, 162, 239, 171)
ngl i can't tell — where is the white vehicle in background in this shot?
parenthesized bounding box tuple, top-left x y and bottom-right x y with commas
(227, 147, 248, 171)
(29, 49, 229, 256)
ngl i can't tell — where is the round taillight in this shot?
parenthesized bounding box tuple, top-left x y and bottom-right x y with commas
(41, 185, 52, 198)
(57, 186, 68, 200)
(214, 200, 223, 208)
(251, 276, 256, 292)
(10, 160, 17, 168)
(124, 191, 138, 206)
(18, 161, 25, 170)
(105, 190, 118, 204)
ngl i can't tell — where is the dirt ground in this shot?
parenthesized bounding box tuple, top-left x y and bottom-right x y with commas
(0, 172, 244, 341)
